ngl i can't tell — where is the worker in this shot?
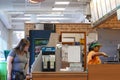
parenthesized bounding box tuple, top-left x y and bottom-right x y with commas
(87, 41, 108, 64)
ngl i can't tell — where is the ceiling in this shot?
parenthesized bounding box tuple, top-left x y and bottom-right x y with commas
(0, 0, 91, 30)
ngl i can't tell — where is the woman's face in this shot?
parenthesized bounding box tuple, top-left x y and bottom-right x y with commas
(24, 45, 29, 52)
(93, 46, 101, 52)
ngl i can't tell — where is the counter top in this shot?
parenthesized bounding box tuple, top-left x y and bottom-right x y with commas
(32, 71, 87, 74)
(32, 71, 88, 80)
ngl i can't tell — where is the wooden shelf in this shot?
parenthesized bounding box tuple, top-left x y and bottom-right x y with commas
(62, 42, 75, 45)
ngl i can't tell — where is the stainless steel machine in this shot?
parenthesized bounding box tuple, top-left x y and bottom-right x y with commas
(41, 47, 56, 71)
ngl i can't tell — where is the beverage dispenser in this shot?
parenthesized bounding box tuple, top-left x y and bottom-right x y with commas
(41, 47, 56, 71)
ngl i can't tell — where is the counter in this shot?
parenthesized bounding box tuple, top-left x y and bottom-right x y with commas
(32, 64, 120, 80)
(88, 64, 120, 80)
(32, 72, 87, 80)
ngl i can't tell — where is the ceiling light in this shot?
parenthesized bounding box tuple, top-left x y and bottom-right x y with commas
(29, 0, 45, 4)
(24, 14, 31, 16)
(11, 18, 31, 20)
(37, 18, 70, 20)
(24, 14, 64, 16)
(52, 8, 65, 11)
(55, 1, 70, 5)
(37, 14, 64, 16)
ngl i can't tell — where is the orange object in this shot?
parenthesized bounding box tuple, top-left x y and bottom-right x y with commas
(80, 39, 84, 45)
(87, 51, 101, 64)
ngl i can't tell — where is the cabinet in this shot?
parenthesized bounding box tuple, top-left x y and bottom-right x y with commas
(88, 64, 120, 80)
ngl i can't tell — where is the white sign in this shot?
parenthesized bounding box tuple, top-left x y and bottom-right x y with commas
(68, 46, 81, 62)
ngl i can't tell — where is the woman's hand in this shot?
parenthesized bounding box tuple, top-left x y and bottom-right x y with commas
(26, 73, 32, 80)
(7, 73, 11, 80)
(102, 52, 108, 57)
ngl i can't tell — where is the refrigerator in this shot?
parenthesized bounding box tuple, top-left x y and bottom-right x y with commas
(29, 30, 53, 72)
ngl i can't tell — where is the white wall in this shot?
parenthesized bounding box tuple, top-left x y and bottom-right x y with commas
(0, 19, 9, 51)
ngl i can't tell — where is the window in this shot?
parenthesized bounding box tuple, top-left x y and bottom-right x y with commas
(12, 31, 25, 48)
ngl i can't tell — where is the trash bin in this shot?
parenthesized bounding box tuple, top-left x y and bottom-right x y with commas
(0, 61, 7, 80)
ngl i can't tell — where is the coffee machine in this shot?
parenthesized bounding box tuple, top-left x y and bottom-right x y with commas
(41, 47, 56, 71)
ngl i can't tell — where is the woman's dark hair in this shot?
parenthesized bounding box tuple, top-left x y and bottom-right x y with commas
(88, 41, 100, 52)
(14, 38, 30, 54)
(88, 42, 95, 52)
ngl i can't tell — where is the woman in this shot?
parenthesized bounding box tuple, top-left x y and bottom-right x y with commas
(87, 41, 108, 65)
(7, 38, 30, 80)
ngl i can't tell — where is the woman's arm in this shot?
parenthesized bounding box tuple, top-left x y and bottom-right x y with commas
(7, 56, 14, 80)
(92, 52, 108, 57)
(24, 59, 32, 79)
(24, 59, 29, 73)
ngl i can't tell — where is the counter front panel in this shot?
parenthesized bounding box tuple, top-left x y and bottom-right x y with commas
(32, 72, 87, 80)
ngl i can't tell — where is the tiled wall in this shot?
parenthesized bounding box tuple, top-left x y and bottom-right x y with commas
(55, 23, 98, 45)
(24, 23, 35, 37)
(97, 14, 120, 29)
(55, 23, 92, 34)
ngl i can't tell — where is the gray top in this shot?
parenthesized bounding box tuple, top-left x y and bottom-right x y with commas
(8, 49, 29, 73)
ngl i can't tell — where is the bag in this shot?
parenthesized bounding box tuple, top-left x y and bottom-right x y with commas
(12, 71, 25, 80)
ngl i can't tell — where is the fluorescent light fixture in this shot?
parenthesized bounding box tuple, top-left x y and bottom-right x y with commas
(55, 1, 70, 5)
(11, 17, 70, 20)
(24, 14, 31, 16)
(11, 18, 31, 20)
(37, 17, 70, 20)
(8, 12, 24, 14)
(37, 14, 64, 16)
(24, 14, 64, 17)
(52, 8, 65, 11)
